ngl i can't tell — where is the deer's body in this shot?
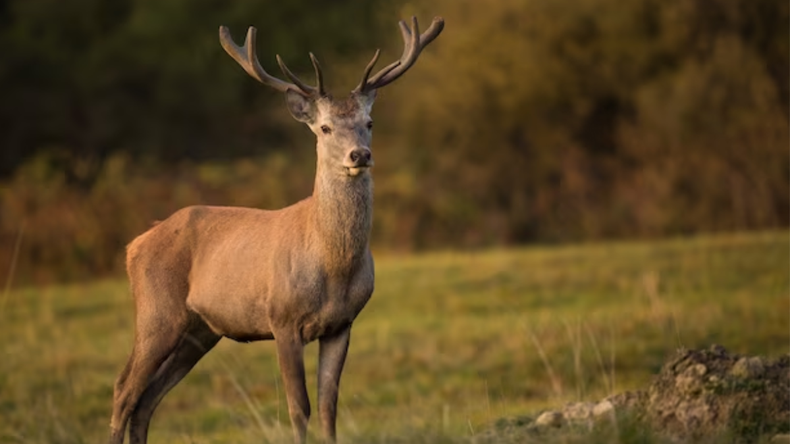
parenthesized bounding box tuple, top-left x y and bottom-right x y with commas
(128, 177, 373, 344)
(109, 16, 442, 444)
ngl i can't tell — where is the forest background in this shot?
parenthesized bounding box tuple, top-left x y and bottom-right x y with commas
(0, 0, 787, 285)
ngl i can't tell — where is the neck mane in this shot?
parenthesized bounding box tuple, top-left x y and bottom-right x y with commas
(310, 163, 373, 271)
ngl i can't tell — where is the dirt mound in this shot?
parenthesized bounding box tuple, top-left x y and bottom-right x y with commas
(646, 344, 790, 440)
(483, 345, 790, 442)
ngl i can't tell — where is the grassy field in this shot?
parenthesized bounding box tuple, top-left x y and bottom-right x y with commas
(1, 231, 787, 443)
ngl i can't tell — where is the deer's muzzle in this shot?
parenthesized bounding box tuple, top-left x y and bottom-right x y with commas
(344, 148, 374, 176)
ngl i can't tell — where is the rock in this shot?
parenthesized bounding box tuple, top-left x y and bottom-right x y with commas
(646, 348, 790, 441)
(535, 411, 564, 427)
(731, 356, 765, 379)
(605, 390, 647, 411)
(592, 400, 615, 418)
(562, 402, 595, 423)
(478, 347, 789, 443)
(709, 344, 729, 357)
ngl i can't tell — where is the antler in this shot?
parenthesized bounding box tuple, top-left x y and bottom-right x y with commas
(354, 16, 445, 94)
(219, 26, 325, 97)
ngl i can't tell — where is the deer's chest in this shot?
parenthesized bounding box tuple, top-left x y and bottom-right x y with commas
(275, 255, 374, 343)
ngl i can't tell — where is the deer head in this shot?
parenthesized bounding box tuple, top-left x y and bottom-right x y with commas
(219, 16, 444, 178)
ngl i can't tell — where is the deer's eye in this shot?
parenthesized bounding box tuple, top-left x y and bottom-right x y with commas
(320, 125, 332, 135)
(366, 121, 374, 130)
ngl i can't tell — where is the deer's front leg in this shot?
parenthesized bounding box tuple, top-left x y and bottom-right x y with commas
(275, 334, 310, 444)
(317, 326, 351, 443)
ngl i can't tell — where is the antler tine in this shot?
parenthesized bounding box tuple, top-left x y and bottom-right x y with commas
(309, 52, 325, 96)
(219, 25, 322, 97)
(276, 54, 318, 96)
(355, 16, 445, 93)
(364, 60, 401, 88)
(219, 26, 293, 93)
(354, 49, 381, 93)
(416, 16, 444, 48)
(367, 17, 421, 86)
(399, 17, 421, 67)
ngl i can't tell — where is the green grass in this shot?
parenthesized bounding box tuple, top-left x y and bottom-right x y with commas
(1, 231, 787, 443)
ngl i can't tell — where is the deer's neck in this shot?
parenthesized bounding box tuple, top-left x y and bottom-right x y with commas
(310, 164, 373, 271)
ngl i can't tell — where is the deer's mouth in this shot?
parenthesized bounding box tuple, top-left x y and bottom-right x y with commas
(345, 164, 372, 177)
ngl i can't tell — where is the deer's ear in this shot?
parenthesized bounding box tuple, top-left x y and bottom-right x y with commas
(285, 89, 315, 123)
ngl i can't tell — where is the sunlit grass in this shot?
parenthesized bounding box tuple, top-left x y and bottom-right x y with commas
(1, 231, 787, 443)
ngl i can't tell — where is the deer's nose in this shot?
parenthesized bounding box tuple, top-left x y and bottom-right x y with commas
(348, 148, 373, 167)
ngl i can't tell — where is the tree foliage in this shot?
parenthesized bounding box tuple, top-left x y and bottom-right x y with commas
(0, 0, 396, 182)
(383, 0, 788, 245)
(0, 0, 787, 284)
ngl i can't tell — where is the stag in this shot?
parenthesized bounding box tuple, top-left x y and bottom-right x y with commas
(108, 15, 444, 444)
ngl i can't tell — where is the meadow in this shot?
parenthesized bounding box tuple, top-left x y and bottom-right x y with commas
(1, 230, 787, 443)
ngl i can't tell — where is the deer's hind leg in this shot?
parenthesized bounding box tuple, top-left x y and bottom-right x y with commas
(109, 275, 190, 444)
(128, 319, 220, 444)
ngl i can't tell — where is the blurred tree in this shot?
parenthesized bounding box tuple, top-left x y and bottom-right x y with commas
(382, 0, 788, 245)
(0, 0, 397, 184)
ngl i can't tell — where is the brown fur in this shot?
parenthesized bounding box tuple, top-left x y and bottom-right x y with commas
(332, 95, 365, 117)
